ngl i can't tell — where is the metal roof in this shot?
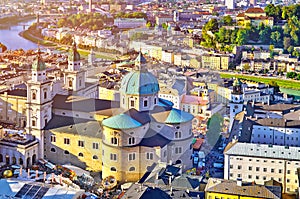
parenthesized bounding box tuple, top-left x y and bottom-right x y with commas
(225, 142, 300, 161)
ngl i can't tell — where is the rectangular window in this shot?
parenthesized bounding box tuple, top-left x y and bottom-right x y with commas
(93, 143, 99, 149)
(238, 165, 242, 169)
(175, 147, 182, 154)
(263, 168, 267, 172)
(143, 100, 148, 107)
(110, 153, 117, 161)
(130, 100, 135, 107)
(278, 169, 282, 173)
(50, 135, 56, 143)
(64, 138, 70, 145)
(128, 153, 136, 161)
(249, 166, 252, 170)
(256, 167, 260, 172)
(146, 152, 154, 160)
(78, 140, 84, 147)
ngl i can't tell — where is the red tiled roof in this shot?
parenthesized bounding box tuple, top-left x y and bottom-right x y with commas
(245, 7, 264, 13)
(236, 13, 245, 17)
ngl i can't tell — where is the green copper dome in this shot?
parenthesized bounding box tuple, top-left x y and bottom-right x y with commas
(120, 71, 159, 95)
(102, 113, 142, 129)
(32, 49, 46, 71)
(120, 52, 159, 95)
(164, 108, 194, 124)
(68, 41, 80, 62)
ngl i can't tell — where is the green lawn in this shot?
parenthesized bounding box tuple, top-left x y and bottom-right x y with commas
(220, 73, 300, 91)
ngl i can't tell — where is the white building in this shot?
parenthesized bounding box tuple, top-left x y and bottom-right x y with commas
(224, 142, 300, 194)
(251, 118, 300, 147)
(225, 0, 236, 9)
(114, 18, 146, 29)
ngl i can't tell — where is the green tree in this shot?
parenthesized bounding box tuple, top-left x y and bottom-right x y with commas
(236, 29, 249, 45)
(204, 18, 219, 33)
(264, 4, 282, 22)
(287, 72, 297, 79)
(222, 15, 233, 26)
(259, 26, 271, 44)
(283, 37, 291, 51)
(270, 31, 282, 47)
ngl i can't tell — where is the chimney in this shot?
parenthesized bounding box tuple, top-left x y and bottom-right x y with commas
(237, 178, 242, 186)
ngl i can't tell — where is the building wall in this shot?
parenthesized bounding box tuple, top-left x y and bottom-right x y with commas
(0, 93, 26, 126)
(224, 154, 300, 193)
(251, 125, 300, 147)
(45, 129, 102, 171)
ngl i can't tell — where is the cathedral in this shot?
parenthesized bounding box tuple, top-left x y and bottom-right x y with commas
(0, 45, 194, 182)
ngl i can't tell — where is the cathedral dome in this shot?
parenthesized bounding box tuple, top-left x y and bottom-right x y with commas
(120, 52, 159, 95)
(120, 70, 159, 95)
(68, 41, 80, 62)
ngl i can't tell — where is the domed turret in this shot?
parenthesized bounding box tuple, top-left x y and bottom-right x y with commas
(67, 40, 81, 71)
(68, 41, 80, 62)
(31, 48, 47, 82)
(32, 49, 46, 71)
(119, 52, 159, 111)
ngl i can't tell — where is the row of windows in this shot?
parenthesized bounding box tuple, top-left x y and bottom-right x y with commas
(109, 166, 136, 172)
(231, 164, 298, 174)
(50, 148, 98, 159)
(256, 128, 299, 133)
(253, 134, 299, 141)
(109, 152, 154, 161)
(124, 98, 157, 107)
(110, 137, 136, 145)
(32, 91, 47, 100)
(230, 173, 298, 183)
(231, 157, 300, 164)
(51, 136, 99, 149)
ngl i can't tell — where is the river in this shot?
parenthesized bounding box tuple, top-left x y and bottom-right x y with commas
(0, 19, 38, 50)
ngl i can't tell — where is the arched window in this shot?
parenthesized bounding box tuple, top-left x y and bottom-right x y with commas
(32, 93, 36, 100)
(93, 155, 98, 160)
(175, 131, 182, 139)
(110, 167, 117, 172)
(69, 80, 72, 87)
(50, 148, 56, 153)
(78, 152, 83, 157)
(128, 137, 135, 145)
(129, 167, 135, 171)
(111, 137, 118, 145)
(64, 150, 69, 155)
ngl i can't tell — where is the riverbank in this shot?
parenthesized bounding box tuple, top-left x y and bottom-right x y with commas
(0, 15, 35, 26)
(20, 29, 118, 60)
(220, 72, 300, 91)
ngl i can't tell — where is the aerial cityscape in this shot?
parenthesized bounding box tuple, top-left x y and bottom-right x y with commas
(0, 0, 300, 198)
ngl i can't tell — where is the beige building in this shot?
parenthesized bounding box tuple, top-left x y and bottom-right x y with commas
(224, 142, 300, 194)
(201, 54, 232, 70)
